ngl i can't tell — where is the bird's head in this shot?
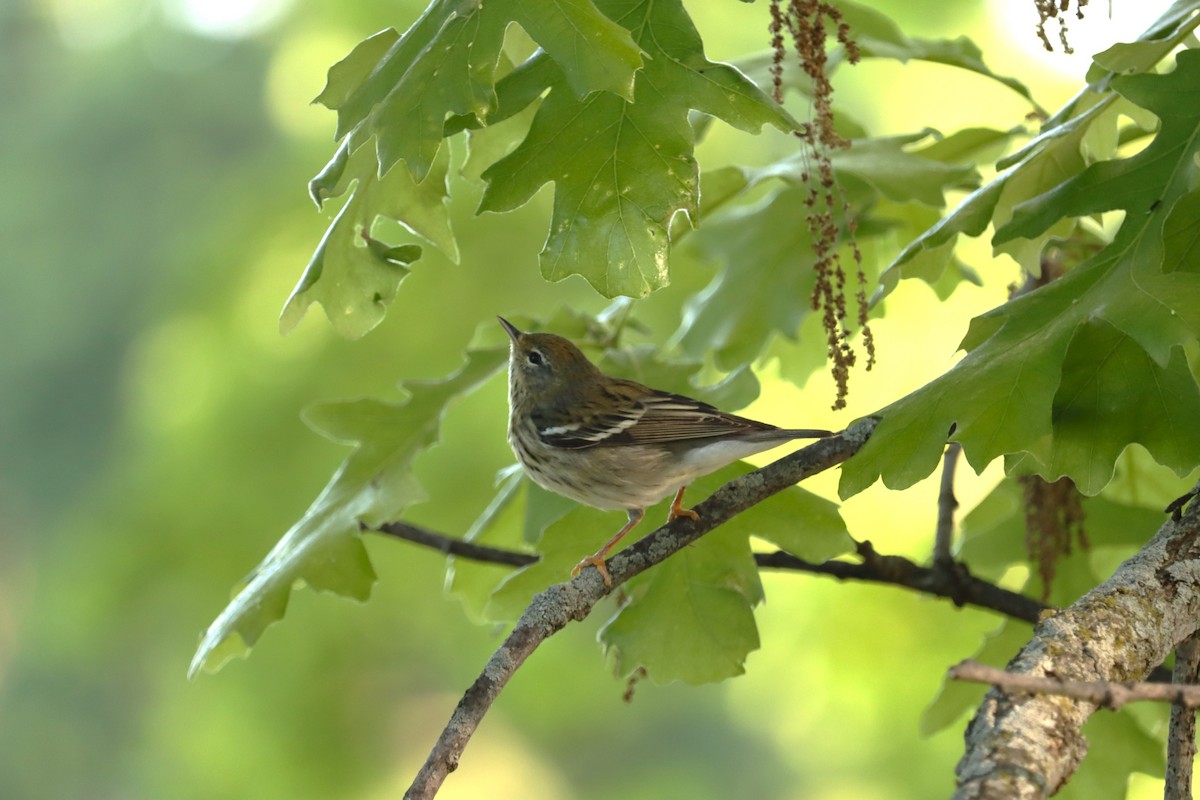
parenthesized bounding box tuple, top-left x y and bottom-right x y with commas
(498, 317, 602, 401)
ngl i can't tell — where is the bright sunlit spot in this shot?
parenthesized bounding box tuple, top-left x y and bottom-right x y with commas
(266, 31, 359, 139)
(994, 1, 1178, 79)
(164, 0, 290, 39)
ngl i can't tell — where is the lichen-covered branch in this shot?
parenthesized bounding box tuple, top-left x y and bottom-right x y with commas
(953, 497, 1200, 799)
(403, 420, 874, 799)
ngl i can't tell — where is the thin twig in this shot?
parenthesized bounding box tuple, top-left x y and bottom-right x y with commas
(757, 542, 1044, 623)
(402, 420, 874, 799)
(365, 520, 537, 567)
(949, 659, 1200, 711)
(1167, 632, 1200, 800)
(1166, 480, 1200, 522)
(934, 442, 962, 569)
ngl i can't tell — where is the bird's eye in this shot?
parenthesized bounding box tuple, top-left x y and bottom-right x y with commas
(527, 350, 545, 366)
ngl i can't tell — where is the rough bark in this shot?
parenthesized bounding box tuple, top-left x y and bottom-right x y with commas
(1166, 631, 1200, 800)
(954, 497, 1200, 798)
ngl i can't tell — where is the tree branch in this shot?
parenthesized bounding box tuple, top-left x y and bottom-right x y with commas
(1167, 631, 1200, 800)
(366, 502, 1046, 626)
(755, 541, 1044, 623)
(953, 494, 1200, 799)
(934, 442, 962, 568)
(1167, 480, 1200, 522)
(365, 520, 538, 567)
(949, 659, 1200, 710)
(402, 419, 875, 800)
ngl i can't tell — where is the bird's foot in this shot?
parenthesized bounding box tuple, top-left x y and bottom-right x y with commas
(571, 554, 613, 588)
(667, 486, 700, 523)
(668, 504, 700, 523)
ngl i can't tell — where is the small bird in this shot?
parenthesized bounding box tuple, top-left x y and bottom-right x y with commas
(499, 317, 833, 586)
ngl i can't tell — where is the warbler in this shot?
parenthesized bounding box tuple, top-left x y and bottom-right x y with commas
(499, 317, 833, 586)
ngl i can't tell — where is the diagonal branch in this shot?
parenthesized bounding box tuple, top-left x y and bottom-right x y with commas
(402, 419, 875, 800)
(954, 493, 1200, 799)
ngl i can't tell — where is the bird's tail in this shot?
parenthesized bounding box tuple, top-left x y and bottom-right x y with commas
(782, 428, 836, 438)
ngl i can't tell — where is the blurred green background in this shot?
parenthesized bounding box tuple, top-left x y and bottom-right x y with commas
(0, 0, 1176, 797)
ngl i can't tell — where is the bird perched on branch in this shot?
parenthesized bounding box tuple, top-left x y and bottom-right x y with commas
(499, 317, 833, 587)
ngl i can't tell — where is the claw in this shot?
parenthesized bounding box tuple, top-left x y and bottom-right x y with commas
(571, 555, 613, 588)
(571, 508, 645, 589)
(667, 486, 700, 522)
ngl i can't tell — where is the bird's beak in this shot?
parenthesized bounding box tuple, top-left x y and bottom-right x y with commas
(497, 316, 522, 342)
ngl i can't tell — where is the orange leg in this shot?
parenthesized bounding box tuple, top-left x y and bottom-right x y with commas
(668, 485, 700, 522)
(572, 508, 645, 588)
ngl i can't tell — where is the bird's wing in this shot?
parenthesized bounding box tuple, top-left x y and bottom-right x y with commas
(621, 391, 775, 444)
(533, 384, 772, 450)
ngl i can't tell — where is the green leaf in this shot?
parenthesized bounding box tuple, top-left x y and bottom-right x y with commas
(997, 57, 1200, 363)
(479, 0, 795, 298)
(321, 0, 643, 181)
(831, 132, 980, 206)
(708, 130, 981, 210)
(447, 470, 575, 622)
(868, 202, 976, 302)
(876, 178, 1005, 300)
(446, 51, 557, 138)
(1103, 444, 1200, 510)
(484, 504, 616, 622)
(673, 185, 817, 371)
(1162, 189, 1200, 273)
(744, 486, 851, 563)
(1081, 494, 1167, 549)
(878, 91, 1131, 298)
(840, 279, 1082, 496)
(958, 478, 1166, 586)
(313, 28, 401, 112)
(957, 479, 1027, 581)
(592, 462, 844, 685)
(459, 58, 551, 180)
(189, 346, 507, 676)
(1060, 712, 1163, 800)
(518, 0, 645, 99)
(674, 132, 973, 369)
(733, 4, 1036, 108)
(837, 0, 1036, 106)
(1085, 1, 1200, 83)
(999, 55, 1200, 241)
(282, 139, 455, 339)
(843, 55, 1200, 499)
(1019, 320, 1200, 495)
(920, 620, 1031, 736)
(676, 131, 974, 369)
(915, 127, 1018, 165)
(599, 524, 762, 684)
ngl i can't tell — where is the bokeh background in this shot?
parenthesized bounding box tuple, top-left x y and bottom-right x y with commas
(0, 0, 1178, 797)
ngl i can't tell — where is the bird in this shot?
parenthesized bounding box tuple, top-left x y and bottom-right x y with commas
(499, 316, 833, 587)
